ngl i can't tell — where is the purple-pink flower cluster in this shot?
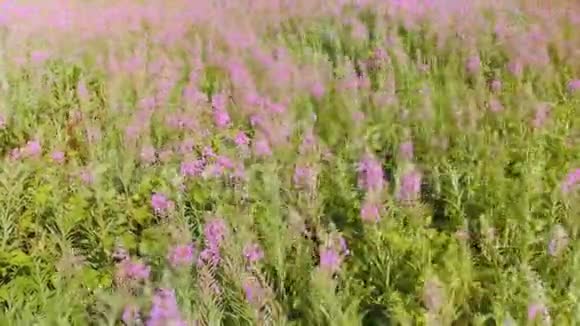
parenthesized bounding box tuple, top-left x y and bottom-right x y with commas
(147, 288, 186, 326)
(561, 168, 580, 193)
(198, 218, 228, 267)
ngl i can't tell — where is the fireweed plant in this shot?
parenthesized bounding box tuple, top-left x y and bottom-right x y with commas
(0, 0, 579, 325)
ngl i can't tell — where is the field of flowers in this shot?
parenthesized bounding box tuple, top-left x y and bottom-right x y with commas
(0, 0, 579, 325)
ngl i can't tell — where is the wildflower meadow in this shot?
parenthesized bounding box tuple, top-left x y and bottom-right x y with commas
(0, 0, 579, 325)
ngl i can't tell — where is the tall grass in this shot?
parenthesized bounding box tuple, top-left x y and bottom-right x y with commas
(0, 0, 579, 325)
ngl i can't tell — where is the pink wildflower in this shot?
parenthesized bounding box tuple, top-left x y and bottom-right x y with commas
(151, 193, 174, 215)
(140, 146, 156, 164)
(243, 243, 264, 264)
(357, 153, 384, 192)
(490, 79, 502, 93)
(22, 140, 42, 158)
(310, 82, 325, 99)
(168, 244, 196, 268)
(360, 198, 381, 223)
(561, 168, 580, 193)
(122, 304, 141, 325)
(532, 103, 551, 128)
(568, 79, 580, 93)
(51, 151, 65, 164)
(115, 259, 151, 282)
(397, 169, 422, 202)
(466, 55, 481, 74)
(180, 160, 204, 178)
(254, 137, 272, 157)
(399, 141, 414, 160)
(319, 247, 342, 273)
(147, 288, 186, 326)
(234, 131, 250, 147)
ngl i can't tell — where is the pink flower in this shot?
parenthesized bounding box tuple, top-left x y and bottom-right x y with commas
(115, 259, 151, 282)
(147, 288, 186, 326)
(490, 79, 502, 92)
(489, 98, 504, 113)
(466, 55, 481, 74)
(140, 146, 156, 164)
(243, 277, 265, 306)
(77, 80, 89, 101)
(310, 82, 325, 99)
(293, 165, 316, 189)
(51, 151, 65, 164)
(357, 153, 384, 192)
(527, 302, 549, 323)
(168, 244, 196, 268)
(397, 169, 422, 202)
(180, 160, 204, 178)
(151, 193, 174, 215)
(22, 140, 42, 158)
(319, 247, 341, 273)
(234, 131, 249, 147)
(508, 60, 523, 77)
(79, 169, 94, 185)
(532, 103, 550, 128)
(9, 148, 21, 160)
(561, 168, 580, 193)
(243, 243, 264, 264)
(212, 93, 231, 128)
(253, 137, 272, 157)
(122, 304, 141, 325)
(568, 79, 580, 93)
(399, 141, 414, 160)
(361, 199, 381, 223)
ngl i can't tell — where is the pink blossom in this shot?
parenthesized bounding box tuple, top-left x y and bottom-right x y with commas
(310, 82, 325, 99)
(140, 146, 156, 164)
(490, 79, 502, 93)
(466, 55, 481, 74)
(234, 131, 250, 147)
(293, 165, 316, 189)
(508, 60, 524, 77)
(254, 137, 272, 157)
(168, 244, 196, 268)
(212, 93, 231, 128)
(79, 169, 94, 185)
(319, 247, 341, 273)
(397, 169, 422, 202)
(532, 103, 551, 128)
(561, 168, 580, 193)
(115, 259, 151, 282)
(357, 153, 384, 192)
(51, 151, 65, 164)
(243, 277, 265, 306)
(361, 199, 381, 223)
(77, 80, 89, 101)
(22, 140, 42, 158)
(151, 193, 174, 215)
(568, 79, 580, 93)
(527, 302, 549, 323)
(180, 160, 204, 178)
(243, 243, 264, 264)
(399, 141, 414, 160)
(489, 98, 504, 113)
(122, 304, 141, 325)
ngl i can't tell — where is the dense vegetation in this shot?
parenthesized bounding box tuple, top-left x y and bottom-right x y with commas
(0, 0, 579, 325)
